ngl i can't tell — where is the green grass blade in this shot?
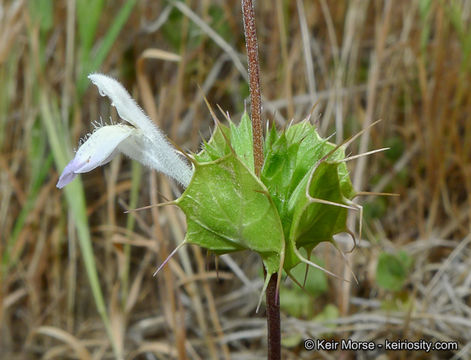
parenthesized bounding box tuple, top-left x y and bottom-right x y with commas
(39, 91, 121, 358)
(77, 0, 138, 94)
(77, 0, 105, 57)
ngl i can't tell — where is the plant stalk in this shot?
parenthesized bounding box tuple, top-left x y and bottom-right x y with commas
(265, 271, 281, 360)
(241, 1, 281, 359)
(242, 0, 263, 176)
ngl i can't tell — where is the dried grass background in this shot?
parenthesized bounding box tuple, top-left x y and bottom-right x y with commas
(1, 0, 470, 359)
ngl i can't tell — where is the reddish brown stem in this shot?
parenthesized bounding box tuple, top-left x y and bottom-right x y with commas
(241, 0, 263, 176)
(241, 1, 280, 359)
(265, 272, 281, 360)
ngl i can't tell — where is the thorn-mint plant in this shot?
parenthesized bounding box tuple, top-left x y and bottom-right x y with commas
(58, 74, 378, 308)
(54, 3, 391, 359)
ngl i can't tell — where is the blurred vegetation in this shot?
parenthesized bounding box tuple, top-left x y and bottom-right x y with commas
(1, 0, 470, 359)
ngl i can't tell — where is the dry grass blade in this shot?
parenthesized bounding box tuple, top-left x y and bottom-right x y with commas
(296, 0, 316, 97)
(140, 48, 182, 62)
(352, 0, 393, 191)
(130, 342, 178, 358)
(0, 0, 24, 64)
(176, 271, 233, 286)
(109, 283, 125, 358)
(125, 252, 152, 313)
(137, 55, 188, 359)
(34, 326, 92, 360)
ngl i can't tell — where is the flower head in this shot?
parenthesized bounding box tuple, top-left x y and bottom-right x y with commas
(57, 74, 193, 189)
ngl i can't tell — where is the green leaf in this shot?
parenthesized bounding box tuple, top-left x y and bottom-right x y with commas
(262, 123, 354, 242)
(264, 122, 278, 153)
(176, 152, 284, 277)
(178, 120, 357, 292)
(284, 160, 352, 270)
(376, 251, 412, 291)
(229, 111, 254, 172)
(194, 123, 231, 162)
(196, 112, 254, 169)
(261, 132, 299, 219)
(287, 123, 354, 198)
(285, 121, 330, 191)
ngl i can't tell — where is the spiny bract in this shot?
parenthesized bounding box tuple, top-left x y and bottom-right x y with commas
(174, 112, 357, 296)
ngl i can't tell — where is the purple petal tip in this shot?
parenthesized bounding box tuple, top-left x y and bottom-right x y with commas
(56, 159, 80, 188)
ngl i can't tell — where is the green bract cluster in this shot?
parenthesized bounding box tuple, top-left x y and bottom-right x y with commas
(174, 112, 357, 295)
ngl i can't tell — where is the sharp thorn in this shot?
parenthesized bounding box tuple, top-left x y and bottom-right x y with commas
(340, 147, 389, 163)
(354, 191, 400, 198)
(294, 247, 350, 283)
(307, 197, 358, 211)
(153, 242, 185, 277)
(124, 200, 177, 213)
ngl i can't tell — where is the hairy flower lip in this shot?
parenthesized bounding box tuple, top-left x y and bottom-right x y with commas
(56, 124, 135, 189)
(57, 73, 193, 189)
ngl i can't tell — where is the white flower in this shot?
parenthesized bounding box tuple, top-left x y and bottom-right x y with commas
(57, 74, 193, 189)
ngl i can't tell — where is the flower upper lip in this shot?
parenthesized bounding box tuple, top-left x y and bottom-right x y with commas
(57, 73, 193, 189)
